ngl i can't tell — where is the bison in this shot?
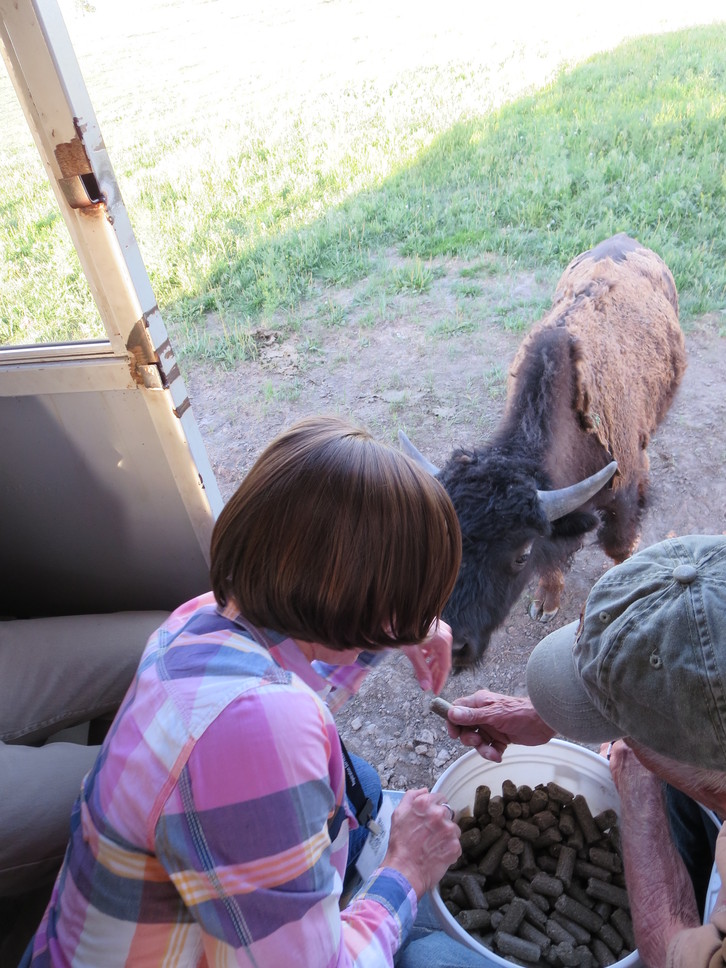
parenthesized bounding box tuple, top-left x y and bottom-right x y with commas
(401, 233, 686, 668)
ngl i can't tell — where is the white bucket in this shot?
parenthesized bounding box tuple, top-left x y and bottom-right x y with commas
(702, 806, 722, 919)
(430, 739, 642, 967)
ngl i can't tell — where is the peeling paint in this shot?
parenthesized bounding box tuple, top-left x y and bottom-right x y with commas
(174, 398, 192, 419)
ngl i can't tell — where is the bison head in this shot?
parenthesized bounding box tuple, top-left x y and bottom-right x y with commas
(398, 431, 616, 667)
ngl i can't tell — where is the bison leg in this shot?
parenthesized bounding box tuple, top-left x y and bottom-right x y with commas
(529, 570, 565, 623)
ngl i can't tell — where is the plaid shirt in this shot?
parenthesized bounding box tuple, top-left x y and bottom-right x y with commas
(29, 593, 416, 966)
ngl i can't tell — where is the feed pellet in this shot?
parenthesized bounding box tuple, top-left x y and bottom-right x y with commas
(438, 779, 634, 967)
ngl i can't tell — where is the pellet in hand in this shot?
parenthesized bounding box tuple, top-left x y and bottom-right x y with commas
(430, 696, 455, 720)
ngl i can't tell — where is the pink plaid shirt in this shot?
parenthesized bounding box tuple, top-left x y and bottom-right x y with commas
(28, 593, 416, 966)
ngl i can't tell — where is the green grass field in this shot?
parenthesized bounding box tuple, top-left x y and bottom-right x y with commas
(1, 4, 724, 354)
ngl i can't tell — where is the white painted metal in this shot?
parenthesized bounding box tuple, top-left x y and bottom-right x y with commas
(0, 0, 155, 358)
(0, 0, 226, 617)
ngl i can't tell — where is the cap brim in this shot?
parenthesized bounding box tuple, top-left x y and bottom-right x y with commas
(526, 620, 623, 744)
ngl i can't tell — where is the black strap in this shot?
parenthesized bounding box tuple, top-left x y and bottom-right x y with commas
(339, 738, 375, 828)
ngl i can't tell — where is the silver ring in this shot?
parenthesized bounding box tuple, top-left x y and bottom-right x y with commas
(442, 802, 455, 822)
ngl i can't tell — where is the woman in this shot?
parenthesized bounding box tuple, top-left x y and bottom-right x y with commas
(26, 416, 464, 967)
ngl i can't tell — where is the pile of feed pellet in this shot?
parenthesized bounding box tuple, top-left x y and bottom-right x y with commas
(438, 779, 635, 967)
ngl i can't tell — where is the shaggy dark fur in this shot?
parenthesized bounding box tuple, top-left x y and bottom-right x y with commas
(439, 234, 686, 667)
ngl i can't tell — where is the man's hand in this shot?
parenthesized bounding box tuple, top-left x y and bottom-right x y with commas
(606, 740, 701, 967)
(445, 689, 556, 761)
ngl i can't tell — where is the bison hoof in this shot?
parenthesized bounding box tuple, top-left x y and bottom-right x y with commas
(528, 600, 560, 623)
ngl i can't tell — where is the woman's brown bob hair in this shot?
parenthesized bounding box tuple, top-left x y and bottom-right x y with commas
(210, 415, 462, 651)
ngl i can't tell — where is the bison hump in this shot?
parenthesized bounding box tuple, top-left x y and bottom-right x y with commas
(507, 237, 686, 487)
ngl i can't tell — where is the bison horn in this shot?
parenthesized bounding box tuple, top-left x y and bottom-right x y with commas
(537, 461, 618, 521)
(398, 430, 440, 476)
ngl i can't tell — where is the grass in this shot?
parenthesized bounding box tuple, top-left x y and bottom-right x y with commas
(387, 258, 436, 295)
(172, 315, 259, 369)
(1, 11, 725, 350)
(183, 26, 726, 329)
(482, 365, 508, 400)
(427, 313, 477, 339)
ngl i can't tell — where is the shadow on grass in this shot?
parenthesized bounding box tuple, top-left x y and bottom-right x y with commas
(166, 24, 726, 356)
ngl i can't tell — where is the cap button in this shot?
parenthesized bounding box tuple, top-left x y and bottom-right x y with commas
(673, 564, 697, 584)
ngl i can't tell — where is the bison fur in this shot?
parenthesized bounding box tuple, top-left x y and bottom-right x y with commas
(409, 233, 687, 667)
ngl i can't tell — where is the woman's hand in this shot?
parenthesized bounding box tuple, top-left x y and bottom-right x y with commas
(382, 788, 461, 898)
(400, 621, 452, 695)
(445, 689, 556, 761)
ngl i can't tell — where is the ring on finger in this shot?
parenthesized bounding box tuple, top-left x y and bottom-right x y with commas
(442, 801, 455, 822)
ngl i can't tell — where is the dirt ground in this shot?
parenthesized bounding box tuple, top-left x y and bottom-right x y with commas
(184, 253, 726, 792)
